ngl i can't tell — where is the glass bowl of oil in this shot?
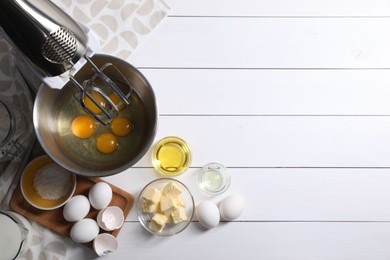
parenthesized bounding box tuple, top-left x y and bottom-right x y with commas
(151, 136, 192, 176)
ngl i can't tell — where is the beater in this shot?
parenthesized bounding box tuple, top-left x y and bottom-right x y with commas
(0, 0, 132, 125)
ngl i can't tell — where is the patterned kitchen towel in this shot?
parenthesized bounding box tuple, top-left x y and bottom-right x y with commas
(0, 44, 35, 205)
(54, 0, 170, 60)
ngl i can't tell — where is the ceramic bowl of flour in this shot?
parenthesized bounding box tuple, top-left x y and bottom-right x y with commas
(20, 155, 76, 210)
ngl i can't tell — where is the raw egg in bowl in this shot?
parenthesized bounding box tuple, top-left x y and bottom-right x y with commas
(71, 115, 96, 138)
(33, 54, 158, 177)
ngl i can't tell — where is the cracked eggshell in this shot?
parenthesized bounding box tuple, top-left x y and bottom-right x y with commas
(97, 206, 124, 231)
(93, 233, 118, 256)
(89, 182, 113, 210)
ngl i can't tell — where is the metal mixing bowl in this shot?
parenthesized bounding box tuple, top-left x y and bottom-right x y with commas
(33, 54, 158, 177)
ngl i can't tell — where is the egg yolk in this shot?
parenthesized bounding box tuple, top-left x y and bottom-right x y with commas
(108, 92, 126, 111)
(110, 117, 132, 137)
(84, 91, 106, 115)
(96, 133, 118, 154)
(71, 115, 96, 138)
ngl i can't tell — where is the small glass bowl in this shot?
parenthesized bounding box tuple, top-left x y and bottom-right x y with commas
(151, 136, 192, 176)
(197, 162, 231, 196)
(137, 178, 194, 236)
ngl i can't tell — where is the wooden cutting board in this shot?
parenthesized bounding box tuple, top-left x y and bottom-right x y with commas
(10, 176, 134, 249)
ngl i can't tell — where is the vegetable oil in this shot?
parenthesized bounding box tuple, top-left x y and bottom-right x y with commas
(151, 136, 191, 176)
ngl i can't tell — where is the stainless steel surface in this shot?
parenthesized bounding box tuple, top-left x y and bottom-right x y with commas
(0, 0, 87, 77)
(41, 27, 78, 64)
(0, 0, 134, 124)
(33, 54, 158, 177)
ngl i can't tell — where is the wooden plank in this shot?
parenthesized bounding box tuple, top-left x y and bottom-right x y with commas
(126, 116, 390, 168)
(105, 168, 390, 222)
(68, 222, 390, 260)
(166, 0, 390, 16)
(129, 17, 390, 68)
(14, 0, 390, 259)
(140, 69, 390, 115)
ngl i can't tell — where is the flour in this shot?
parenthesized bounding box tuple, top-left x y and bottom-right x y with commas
(34, 163, 72, 200)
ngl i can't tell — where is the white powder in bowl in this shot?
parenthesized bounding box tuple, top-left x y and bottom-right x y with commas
(33, 163, 73, 200)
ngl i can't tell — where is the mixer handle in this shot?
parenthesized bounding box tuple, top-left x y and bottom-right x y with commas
(0, 0, 88, 77)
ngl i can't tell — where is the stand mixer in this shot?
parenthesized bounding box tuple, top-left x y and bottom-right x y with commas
(0, 0, 132, 125)
(0, 0, 158, 177)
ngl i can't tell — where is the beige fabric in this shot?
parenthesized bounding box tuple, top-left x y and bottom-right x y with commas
(55, 0, 170, 60)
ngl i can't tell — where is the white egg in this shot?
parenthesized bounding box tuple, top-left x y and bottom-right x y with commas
(89, 182, 113, 210)
(70, 218, 99, 244)
(63, 195, 90, 222)
(195, 201, 220, 229)
(219, 194, 245, 221)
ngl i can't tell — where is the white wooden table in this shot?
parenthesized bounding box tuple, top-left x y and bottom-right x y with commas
(69, 1, 390, 259)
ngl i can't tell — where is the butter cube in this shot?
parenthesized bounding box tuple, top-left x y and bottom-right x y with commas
(164, 213, 174, 224)
(141, 186, 161, 204)
(176, 196, 186, 207)
(160, 195, 178, 214)
(171, 207, 187, 224)
(162, 182, 182, 198)
(149, 213, 168, 232)
(142, 199, 159, 213)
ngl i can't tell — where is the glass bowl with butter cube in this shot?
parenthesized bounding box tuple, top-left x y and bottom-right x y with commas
(137, 178, 194, 236)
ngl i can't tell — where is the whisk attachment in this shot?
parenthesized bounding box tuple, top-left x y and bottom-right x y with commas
(41, 27, 132, 125)
(40, 27, 132, 125)
(85, 56, 131, 106)
(70, 59, 133, 125)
